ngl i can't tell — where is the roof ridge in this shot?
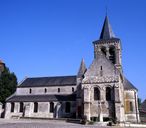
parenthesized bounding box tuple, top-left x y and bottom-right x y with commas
(27, 75, 77, 79)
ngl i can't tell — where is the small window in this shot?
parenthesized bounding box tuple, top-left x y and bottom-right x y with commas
(125, 101, 133, 113)
(100, 66, 103, 76)
(44, 88, 47, 93)
(65, 102, 71, 113)
(58, 88, 60, 93)
(50, 102, 54, 113)
(11, 103, 15, 112)
(72, 87, 74, 92)
(130, 102, 133, 111)
(29, 89, 32, 94)
(34, 102, 38, 113)
(100, 66, 102, 70)
(19, 102, 23, 112)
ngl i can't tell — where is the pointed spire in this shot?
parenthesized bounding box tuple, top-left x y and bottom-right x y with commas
(77, 59, 87, 78)
(99, 16, 115, 40)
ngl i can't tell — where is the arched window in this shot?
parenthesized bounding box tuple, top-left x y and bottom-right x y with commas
(94, 87, 100, 100)
(101, 47, 106, 56)
(106, 87, 112, 101)
(19, 102, 23, 112)
(11, 102, 15, 112)
(50, 102, 54, 113)
(44, 88, 47, 93)
(29, 88, 32, 94)
(65, 102, 71, 113)
(34, 102, 38, 113)
(109, 46, 116, 64)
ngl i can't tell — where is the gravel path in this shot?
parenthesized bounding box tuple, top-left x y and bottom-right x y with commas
(1, 118, 144, 128)
(0, 119, 111, 128)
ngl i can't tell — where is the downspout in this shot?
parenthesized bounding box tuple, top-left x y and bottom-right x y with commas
(134, 90, 138, 123)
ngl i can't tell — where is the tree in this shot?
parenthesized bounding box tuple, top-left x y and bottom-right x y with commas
(0, 66, 17, 104)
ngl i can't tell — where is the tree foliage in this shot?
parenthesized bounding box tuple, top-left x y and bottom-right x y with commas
(0, 67, 17, 104)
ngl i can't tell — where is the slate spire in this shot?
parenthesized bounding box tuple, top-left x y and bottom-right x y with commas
(77, 59, 87, 78)
(99, 16, 115, 39)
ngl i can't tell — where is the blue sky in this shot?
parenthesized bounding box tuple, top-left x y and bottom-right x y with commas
(0, 0, 146, 101)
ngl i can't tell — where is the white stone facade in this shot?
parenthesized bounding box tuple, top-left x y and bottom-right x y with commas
(4, 16, 140, 125)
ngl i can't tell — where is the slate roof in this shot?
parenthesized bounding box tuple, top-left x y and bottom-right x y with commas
(100, 16, 115, 40)
(18, 75, 77, 88)
(140, 99, 146, 111)
(6, 94, 76, 102)
(123, 77, 138, 91)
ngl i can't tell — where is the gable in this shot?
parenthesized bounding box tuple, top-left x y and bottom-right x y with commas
(84, 52, 119, 77)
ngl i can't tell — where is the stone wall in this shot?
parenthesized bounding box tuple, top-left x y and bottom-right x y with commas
(5, 101, 76, 119)
(17, 85, 76, 95)
(124, 90, 140, 123)
(83, 82, 117, 121)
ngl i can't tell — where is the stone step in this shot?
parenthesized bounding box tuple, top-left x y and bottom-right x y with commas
(66, 118, 82, 124)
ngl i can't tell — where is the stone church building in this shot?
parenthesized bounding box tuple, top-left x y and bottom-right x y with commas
(4, 16, 140, 123)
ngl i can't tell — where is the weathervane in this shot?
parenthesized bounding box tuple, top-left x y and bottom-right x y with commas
(105, 5, 108, 16)
(105, 0, 108, 16)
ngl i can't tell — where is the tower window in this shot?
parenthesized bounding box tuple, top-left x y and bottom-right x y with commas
(109, 47, 116, 64)
(101, 47, 106, 56)
(58, 88, 60, 93)
(34, 102, 38, 113)
(11, 103, 15, 112)
(106, 87, 112, 101)
(19, 102, 23, 112)
(65, 102, 71, 113)
(50, 102, 54, 113)
(94, 87, 100, 100)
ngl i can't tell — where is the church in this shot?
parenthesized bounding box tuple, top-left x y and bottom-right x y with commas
(4, 15, 140, 124)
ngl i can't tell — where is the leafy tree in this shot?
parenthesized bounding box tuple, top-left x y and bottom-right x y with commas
(0, 66, 17, 104)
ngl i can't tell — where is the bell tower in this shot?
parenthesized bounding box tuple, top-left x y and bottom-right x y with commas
(93, 16, 122, 71)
